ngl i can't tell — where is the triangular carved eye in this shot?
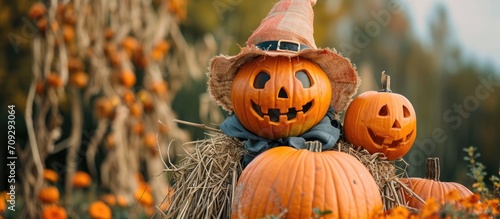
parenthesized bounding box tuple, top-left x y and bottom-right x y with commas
(379, 104, 389, 116)
(295, 70, 311, 88)
(403, 105, 411, 118)
(253, 71, 270, 89)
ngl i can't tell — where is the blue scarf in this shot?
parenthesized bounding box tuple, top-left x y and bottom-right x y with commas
(220, 108, 341, 166)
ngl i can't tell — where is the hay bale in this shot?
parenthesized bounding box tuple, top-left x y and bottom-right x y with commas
(163, 133, 245, 218)
(164, 133, 420, 218)
(334, 140, 419, 211)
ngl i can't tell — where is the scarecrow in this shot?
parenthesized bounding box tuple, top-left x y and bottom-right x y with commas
(164, 0, 417, 217)
(208, 0, 360, 166)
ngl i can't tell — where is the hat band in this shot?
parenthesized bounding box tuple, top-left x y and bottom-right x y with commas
(255, 40, 310, 53)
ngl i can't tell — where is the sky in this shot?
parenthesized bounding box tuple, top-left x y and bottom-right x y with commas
(406, 0, 500, 71)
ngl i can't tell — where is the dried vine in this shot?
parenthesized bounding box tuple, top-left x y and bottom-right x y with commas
(24, 0, 216, 216)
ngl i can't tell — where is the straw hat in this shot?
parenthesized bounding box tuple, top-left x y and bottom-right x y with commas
(208, 0, 360, 113)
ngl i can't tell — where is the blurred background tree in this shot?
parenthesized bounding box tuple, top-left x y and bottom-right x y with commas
(1, 0, 499, 216)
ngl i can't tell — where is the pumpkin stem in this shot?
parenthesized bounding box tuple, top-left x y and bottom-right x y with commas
(379, 71, 392, 92)
(425, 157, 440, 181)
(305, 141, 322, 152)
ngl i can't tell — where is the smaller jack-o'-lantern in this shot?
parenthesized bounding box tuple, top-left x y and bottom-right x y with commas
(231, 56, 332, 140)
(344, 72, 416, 160)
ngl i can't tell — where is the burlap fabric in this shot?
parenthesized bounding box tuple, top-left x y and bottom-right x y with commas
(208, 0, 361, 113)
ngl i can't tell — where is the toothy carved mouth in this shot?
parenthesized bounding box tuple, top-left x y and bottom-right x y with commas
(251, 100, 313, 122)
(368, 128, 414, 148)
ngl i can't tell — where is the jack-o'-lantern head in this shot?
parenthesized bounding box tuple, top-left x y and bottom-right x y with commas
(344, 73, 417, 160)
(207, 0, 361, 139)
(231, 56, 332, 139)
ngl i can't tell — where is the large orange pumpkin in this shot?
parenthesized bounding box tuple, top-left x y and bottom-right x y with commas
(231, 56, 332, 139)
(232, 143, 382, 218)
(344, 73, 416, 160)
(401, 157, 473, 209)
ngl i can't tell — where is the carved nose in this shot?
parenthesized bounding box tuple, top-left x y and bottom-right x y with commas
(278, 87, 288, 98)
(392, 120, 401, 129)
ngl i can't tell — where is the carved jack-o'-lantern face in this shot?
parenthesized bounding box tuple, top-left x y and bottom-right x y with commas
(344, 90, 417, 160)
(231, 56, 332, 140)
